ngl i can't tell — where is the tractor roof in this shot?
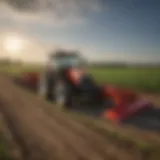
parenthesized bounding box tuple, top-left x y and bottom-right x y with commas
(49, 50, 80, 59)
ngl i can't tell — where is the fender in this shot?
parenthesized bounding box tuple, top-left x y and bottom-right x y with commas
(21, 72, 40, 86)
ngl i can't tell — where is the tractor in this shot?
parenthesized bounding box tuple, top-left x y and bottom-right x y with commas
(15, 50, 160, 131)
(38, 50, 107, 109)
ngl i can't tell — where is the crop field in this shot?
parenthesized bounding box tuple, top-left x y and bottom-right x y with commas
(90, 67, 160, 93)
(0, 64, 160, 159)
(1, 64, 160, 93)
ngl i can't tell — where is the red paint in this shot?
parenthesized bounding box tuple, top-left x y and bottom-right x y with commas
(103, 85, 137, 105)
(67, 69, 82, 85)
(102, 85, 151, 122)
(118, 99, 151, 121)
(105, 110, 120, 123)
(21, 72, 40, 86)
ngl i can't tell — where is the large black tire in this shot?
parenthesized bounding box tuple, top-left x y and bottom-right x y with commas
(38, 73, 55, 101)
(54, 80, 73, 109)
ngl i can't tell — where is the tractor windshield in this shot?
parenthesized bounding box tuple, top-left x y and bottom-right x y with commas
(53, 54, 83, 69)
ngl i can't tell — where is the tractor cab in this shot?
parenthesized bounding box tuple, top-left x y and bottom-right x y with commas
(46, 50, 89, 94)
(49, 50, 85, 71)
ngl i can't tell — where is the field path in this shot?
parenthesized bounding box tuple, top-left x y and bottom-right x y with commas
(1, 75, 160, 160)
(0, 75, 132, 160)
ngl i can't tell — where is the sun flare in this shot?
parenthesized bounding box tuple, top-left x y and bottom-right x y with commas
(3, 35, 24, 54)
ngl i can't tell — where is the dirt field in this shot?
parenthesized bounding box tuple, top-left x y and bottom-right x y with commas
(0, 75, 160, 160)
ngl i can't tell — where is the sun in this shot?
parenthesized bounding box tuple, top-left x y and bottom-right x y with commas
(3, 35, 24, 54)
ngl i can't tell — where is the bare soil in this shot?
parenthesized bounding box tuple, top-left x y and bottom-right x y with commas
(0, 75, 160, 160)
(140, 93, 160, 107)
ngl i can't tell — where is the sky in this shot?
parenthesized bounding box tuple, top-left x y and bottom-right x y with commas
(0, 0, 160, 63)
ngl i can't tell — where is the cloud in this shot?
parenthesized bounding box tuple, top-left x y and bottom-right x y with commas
(0, 29, 91, 63)
(0, 28, 107, 64)
(2, 0, 101, 14)
(0, 0, 103, 63)
(0, 0, 102, 28)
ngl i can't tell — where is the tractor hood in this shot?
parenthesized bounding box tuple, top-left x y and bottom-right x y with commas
(67, 67, 88, 85)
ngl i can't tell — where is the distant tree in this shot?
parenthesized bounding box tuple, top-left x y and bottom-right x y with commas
(90, 61, 127, 68)
(0, 58, 11, 65)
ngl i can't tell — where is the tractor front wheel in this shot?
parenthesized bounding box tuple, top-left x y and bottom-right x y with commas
(38, 74, 54, 101)
(54, 81, 72, 109)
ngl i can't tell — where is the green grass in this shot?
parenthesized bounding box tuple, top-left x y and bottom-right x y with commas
(0, 64, 42, 76)
(1, 64, 160, 93)
(0, 131, 13, 160)
(90, 67, 160, 93)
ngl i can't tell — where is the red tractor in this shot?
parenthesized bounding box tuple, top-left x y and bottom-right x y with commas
(16, 50, 160, 131)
